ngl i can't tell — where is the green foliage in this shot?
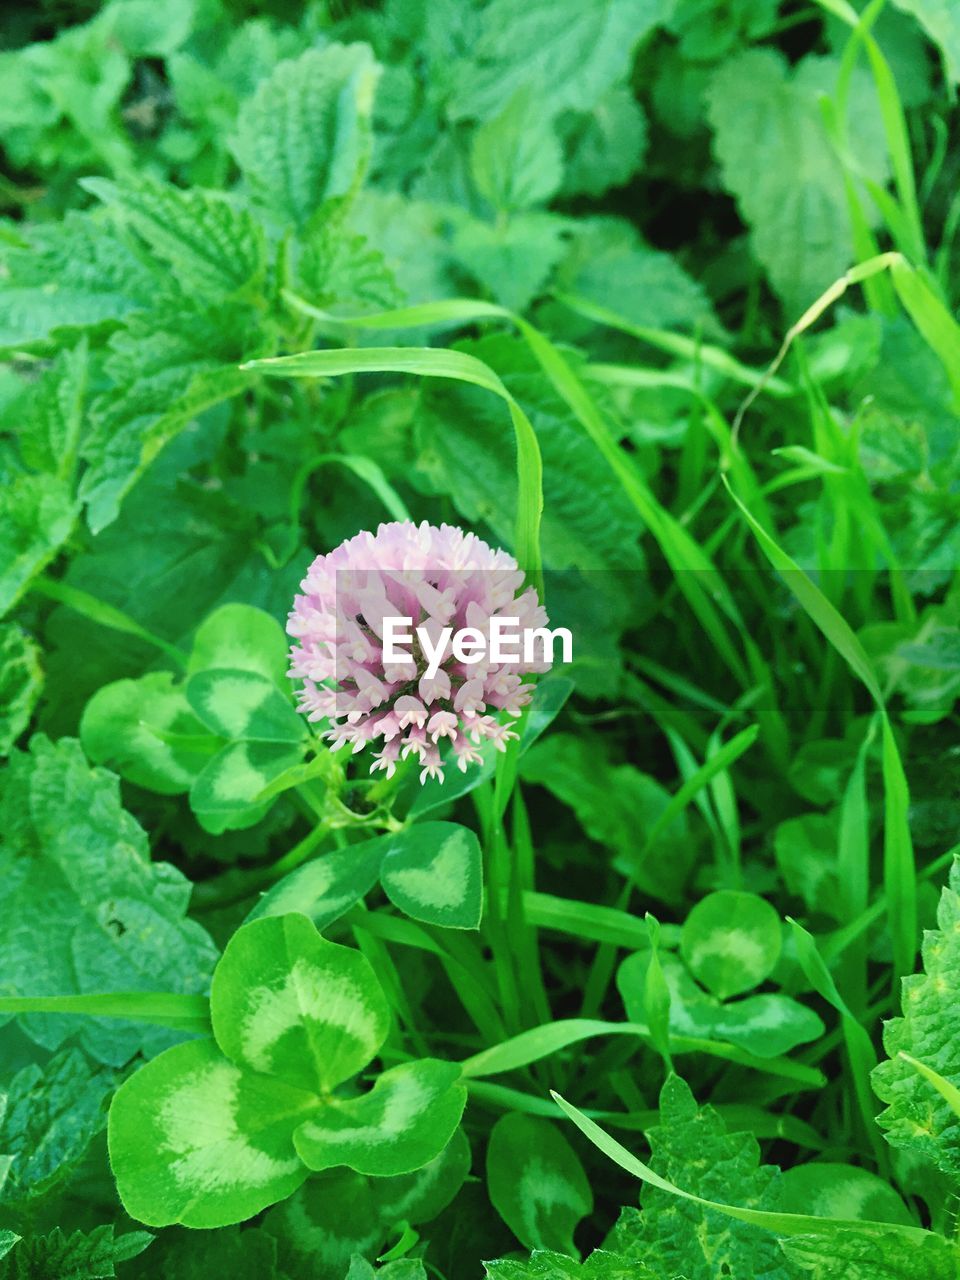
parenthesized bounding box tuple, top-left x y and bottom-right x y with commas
(107, 913, 466, 1227)
(3, 0, 960, 1274)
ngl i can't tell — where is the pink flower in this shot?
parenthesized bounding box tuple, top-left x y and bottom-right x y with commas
(287, 521, 552, 783)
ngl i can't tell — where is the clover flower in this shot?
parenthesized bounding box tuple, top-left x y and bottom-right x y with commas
(287, 521, 552, 783)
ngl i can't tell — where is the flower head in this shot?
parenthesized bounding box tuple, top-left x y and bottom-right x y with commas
(287, 521, 552, 783)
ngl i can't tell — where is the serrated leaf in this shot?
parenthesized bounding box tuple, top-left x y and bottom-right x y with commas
(603, 1075, 799, 1279)
(186, 669, 304, 743)
(0, 624, 43, 756)
(873, 857, 960, 1181)
(450, 0, 660, 119)
(80, 671, 219, 794)
(559, 86, 648, 199)
(780, 1227, 960, 1279)
(471, 87, 563, 212)
(232, 43, 381, 226)
(108, 1037, 313, 1229)
(0, 1049, 114, 1207)
(210, 914, 390, 1094)
(0, 736, 218, 1065)
(417, 334, 643, 571)
(380, 823, 483, 930)
(487, 1114, 593, 1255)
(0, 211, 160, 349)
(448, 213, 567, 313)
(0, 1224, 153, 1280)
(294, 1059, 466, 1176)
(485, 1250, 654, 1278)
(79, 316, 257, 533)
(705, 50, 889, 313)
(83, 177, 267, 298)
(0, 475, 78, 617)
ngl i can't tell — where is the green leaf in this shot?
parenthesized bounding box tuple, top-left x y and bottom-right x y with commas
(186, 669, 304, 744)
(706, 50, 889, 313)
(80, 671, 218, 794)
(471, 88, 563, 212)
(450, 0, 660, 119)
(82, 177, 268, 298)
(487, 1114, 593, 1255)
(79, 315, 257, 533)
(559, 87, 647, 199)
(891, 0, 960, 82)
(294, 1058, 466, 1177)
(0, 211, 158, 349)
(780, 1227, 960, 1279)
(448, 213, 567, 313)
(108, 1037, 313, 1229)
(0, 1224, 153, 1280)
(264, 1171, 384, 1278)
(485, 1250, 653, 1278)
(380, 823, 483, 930)
(777, 1163, 912, 1228)
(188, 604, 290, 684)
(617, 952, 823, 1059)
(680, 891, 782, 1000)
(189, 739, 305, 834)
(0, 1049, 114, 1207)
(146, 1225, 287, 1280)
(0, 624, 43, 756)
(249, 837, 388, 927)
(0, 736, 218, 1065)
(231, 43, 381, 226)
(0, 475, 78, 618)
(210, 913, 390, 1094)
(873, 857, 960, 1182)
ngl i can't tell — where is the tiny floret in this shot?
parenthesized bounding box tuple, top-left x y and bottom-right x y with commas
(287, 521, 552, 783)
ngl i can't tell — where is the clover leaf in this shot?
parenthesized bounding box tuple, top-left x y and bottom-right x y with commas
(108, 913, 466, 1228)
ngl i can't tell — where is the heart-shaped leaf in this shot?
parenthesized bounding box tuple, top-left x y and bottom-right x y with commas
(211, 913, 390, 1094)
(294, 1059, 466, 1176)
(108, 1038, 313, 1228)
(380, 823, 483, 929)
(187, 668, 304, 743)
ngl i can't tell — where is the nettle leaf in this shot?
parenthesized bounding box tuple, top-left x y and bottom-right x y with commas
(780, 1227, 960, 1279)
(188, 603, 290, 684)
(0, 1237, 15, 1264)
(346, 1258, 427, 1280)
(706, 50, 889, 314)
(471, 87, 564, 212)
(559, 86, 648, 199)
(186, 669, 305, 744)
(294, 1058, 466, 1177)
(0, 736, 218, 1066)
(0, 1049, 114, 1208)
(873, 857, 960, 1182)
(0, 623, 43, 755)
(211, 913, 390, 1094)
(79, 314, 258, 533)
(83, 177, 268, 299)
(0, 1224, 153, 1280)
(0, 474, 78, 618)
(380, 822, 483, 930)
(485, 1249, 653, 1277)
(680, 891, 782, 1000)
(109, 913, 466, 1227)
(605, 1076, 797, 1279)
(108, 1037, 314, 1229)
(80, 671, 219, 795)
(0, 210, 159, 349)
(487, 1114, 593, 1256)
(450, 0, 660, 119)
(556, 217, 716, 334)
(417, 334, 644, 572)
(521, 734, 692, 903)
(232, 43, 381, 226)
(448, 212, 568, 313)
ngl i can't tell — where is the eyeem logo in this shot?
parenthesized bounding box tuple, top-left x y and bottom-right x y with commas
(383, 616, 573, 680)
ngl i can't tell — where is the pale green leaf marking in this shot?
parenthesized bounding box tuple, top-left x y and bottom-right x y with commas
(294, 1059, 467, 1176)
